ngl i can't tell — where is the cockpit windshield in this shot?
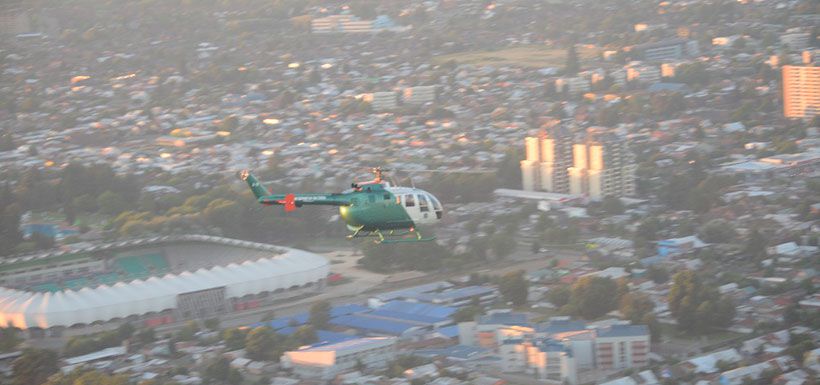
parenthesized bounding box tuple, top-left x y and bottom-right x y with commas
(427, 194, 442, 210)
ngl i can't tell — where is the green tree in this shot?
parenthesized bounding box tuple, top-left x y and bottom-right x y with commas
(699, 219, 737, 243)
(176, 320, 199, 341)
(222, 328, 247, 351)
(227, 368, 243, 385)
(12, 348, 58, 385)
(743, 228, 768, 258)
(647, 266, 669, 284)
(490, 233, 516, 258)
(546, 286, 571, 307)
(568, 276, 618, 319)
(452, 305, 484, 322)
(0, 327, 21, 352)
(601, 196, 625, 215)
(245, 326, 275, 361)
(96, 190, 127, 216)
(499, 271, 529, 306)
(203, 356, 230, 384)
(309, 300, 331, 328)
(620, 293, 655, 323)
(293, 325, 318, 345)
(204, 318, 220, 331)
(135, 328, 156, 345)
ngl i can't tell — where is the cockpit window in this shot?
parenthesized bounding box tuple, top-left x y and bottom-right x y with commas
(427, 194, 442, 210)
(404, 194, 415, 207)
(419, 194, 429, 212)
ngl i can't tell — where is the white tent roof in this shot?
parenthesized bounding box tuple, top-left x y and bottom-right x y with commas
(0, 247, 328, 329)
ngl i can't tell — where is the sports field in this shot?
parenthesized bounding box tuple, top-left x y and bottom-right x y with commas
(432, 45, 599, 68)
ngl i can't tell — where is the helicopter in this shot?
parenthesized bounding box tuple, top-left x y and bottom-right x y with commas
(239, 167, 446, 243)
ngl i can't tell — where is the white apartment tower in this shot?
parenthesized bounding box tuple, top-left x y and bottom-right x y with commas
(520, 129, 574, 193)
(523, 128, 636, 200)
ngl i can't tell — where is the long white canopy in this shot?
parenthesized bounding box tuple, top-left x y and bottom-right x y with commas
(0, 247, 329, 329)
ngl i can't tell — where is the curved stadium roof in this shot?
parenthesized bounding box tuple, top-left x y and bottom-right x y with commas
(0, 247, 328, 329)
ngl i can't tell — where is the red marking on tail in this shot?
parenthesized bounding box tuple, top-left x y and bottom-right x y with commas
(277, 193, 296, 212)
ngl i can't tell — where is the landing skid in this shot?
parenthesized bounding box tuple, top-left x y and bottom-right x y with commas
(346, 227, 435, 244)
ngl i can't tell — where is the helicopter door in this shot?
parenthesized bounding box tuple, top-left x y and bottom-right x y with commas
(418, 194, 430, 219)
(427, 193, 443, 219)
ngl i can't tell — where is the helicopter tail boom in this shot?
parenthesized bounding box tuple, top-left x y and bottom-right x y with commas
(239, 170, 270, 199)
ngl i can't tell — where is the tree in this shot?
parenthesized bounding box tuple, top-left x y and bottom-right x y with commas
(546, 286, 571, 308)
(699, 219, 737, 243)
(620, 293, 655, 323)
(96, 191, 127, 216)
(44, 368, 129, 385)
(601, 196, 625, 215)
(203, 357, 230, 384)
(452, 305, 483, 322)
(293, 325, 318, 345)
(647, 265, 669, 284)
(499, 271, 529, 306)
(490, 233, 516, 258)
(12, 348, 58, 385)
(0, 327, 20, 352)
(565, 44, 580, 75)
(204, 318, 220, 331)
(227, 368, 243, 385)
(309, 300, 331, 329)
(786, 333, 816, 361)
(743, 228, 767, 258)
(568, 276, 618, 319)
(176, 321, 199, 341)
(135, 328, 156, 345)
(245, 326, 275, 361)
(222, 328, 247, 351)
(668, 270, 732, 333)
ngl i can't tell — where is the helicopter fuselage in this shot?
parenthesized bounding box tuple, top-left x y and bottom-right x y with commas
(339, 183, 442, 231)
(241, 171, 443, 240)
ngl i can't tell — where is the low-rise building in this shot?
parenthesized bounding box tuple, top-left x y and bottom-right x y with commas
(281, 337, 397, 380)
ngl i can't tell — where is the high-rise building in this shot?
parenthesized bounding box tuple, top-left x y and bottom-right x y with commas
(520, 128, 574, 194)
(783, 65, 820, 118)
(522, 128, 635, 200)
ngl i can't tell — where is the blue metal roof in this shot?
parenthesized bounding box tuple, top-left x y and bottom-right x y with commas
(253, 304, 368, 330)
(276, 327, 357, 345)
(368, 309, 446, 325)
(379, 300, 457, 318)
(373, 281, 453, 301)
(478, 312, 528, 326)
(414, 286, 496, 303)
(436, 325, 459, 338)
(331, 314, 420, 335)
(537, 319, 587, 334)
(299, 336, 395, 352)
(597, 324, 649, 338)
(534, 338, 568, 352)
(256, 313, 309, 330)
(331, 304, 370, 317)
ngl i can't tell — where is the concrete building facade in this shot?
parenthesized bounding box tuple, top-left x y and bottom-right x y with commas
(282, 337, 397, 380)
(782, 65, 820, 118)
